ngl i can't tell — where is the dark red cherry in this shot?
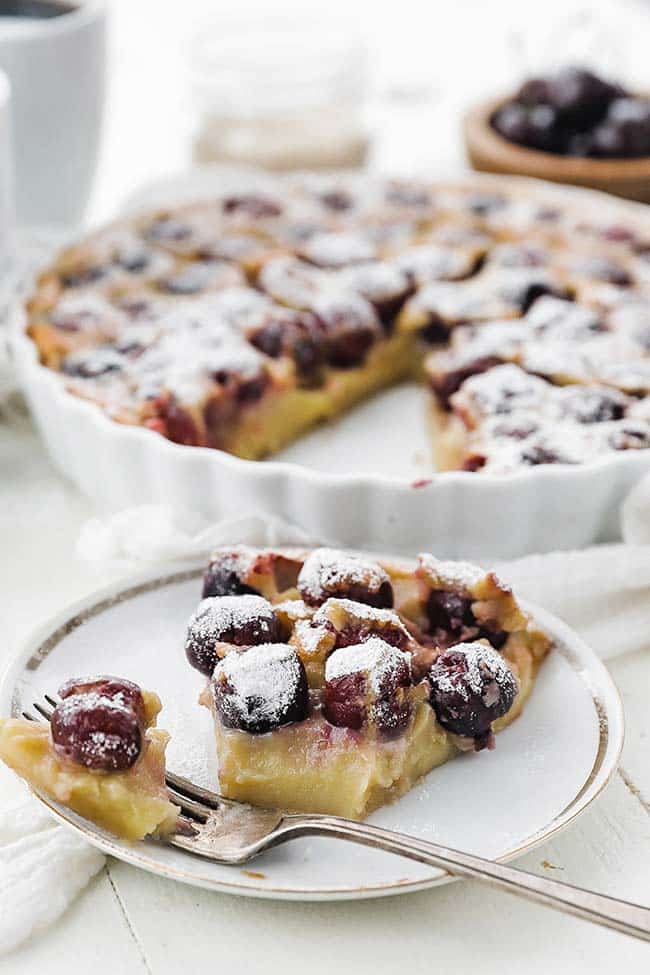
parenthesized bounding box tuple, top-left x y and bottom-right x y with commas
(117, 249, 151, 273)
(320, 190, 352, 211)
(428, 643, 517, 747)
(426, 590, 507, 650)
(51, 677, 145, 771)
(560, 388, 627, 424)
(202, 551, 260, 598)
(492, 103, 531, 145)
(298, 549, 393, 608)
(212, 644, 309, 733)
(61, 265, 108, 288)
(58, 676, 145, 723)
(144, 217, 192, 242)
(520, 444, 571, 466)
(610, 426, 650, 450)
(222, 195, 282, 219)
(324, 638, 412, 734)
(185, 595, 281, 676)
(313, 295, 381, 368)
(544, 67, 623, 125)
(429, 356, 502, 408)
(147, 396, 201, 446)
(247, 310, 326, 382)
(61, 349, 123, 379)
(427, 590, 474, 641)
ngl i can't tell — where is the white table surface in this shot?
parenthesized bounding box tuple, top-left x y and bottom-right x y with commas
(2, 0, 650, 970)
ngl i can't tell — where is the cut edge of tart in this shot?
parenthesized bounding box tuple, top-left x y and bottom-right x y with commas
(0, 680, 179, 842)
(188, 546, 552, 820)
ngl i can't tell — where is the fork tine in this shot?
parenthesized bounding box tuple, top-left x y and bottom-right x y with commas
(165, 770, 225, 809)
(21, 709, 38, 722)
(44, 693, 59, 709)
(33, 700, 54, 722)
(165, 785, 211, 823)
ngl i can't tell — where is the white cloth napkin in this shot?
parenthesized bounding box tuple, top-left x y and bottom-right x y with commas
(2, 478, 650, 955)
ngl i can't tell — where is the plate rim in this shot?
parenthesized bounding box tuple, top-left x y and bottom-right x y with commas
(0, 560, 625, 902)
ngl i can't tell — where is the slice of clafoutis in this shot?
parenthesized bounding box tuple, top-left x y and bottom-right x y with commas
(185, 545, 553, 820)
(0, 676, 179, 841)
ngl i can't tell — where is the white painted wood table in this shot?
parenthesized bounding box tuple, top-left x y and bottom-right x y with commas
(2, 0, 650, 969)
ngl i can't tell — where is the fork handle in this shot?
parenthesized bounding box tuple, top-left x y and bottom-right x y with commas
(279, 816, 650, 942)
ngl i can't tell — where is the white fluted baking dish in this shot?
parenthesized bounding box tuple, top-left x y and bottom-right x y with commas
(11, 170, 650, 560)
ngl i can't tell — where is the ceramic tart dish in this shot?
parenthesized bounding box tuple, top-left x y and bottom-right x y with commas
(12, 170, 650, 559)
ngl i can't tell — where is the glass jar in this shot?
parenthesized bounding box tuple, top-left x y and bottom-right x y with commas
(189, 12, 369, 171)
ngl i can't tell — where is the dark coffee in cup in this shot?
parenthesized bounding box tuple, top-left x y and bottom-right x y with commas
(0, 2, 77, 18)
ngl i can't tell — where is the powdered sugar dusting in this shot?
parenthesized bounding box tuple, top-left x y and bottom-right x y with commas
(418, 554, 485, 592)
(187, 595, 276, 647)
(214, 644, 303, 726)
(298, 548, 389, 603)
(435, 642, 517, 704)
(325, 637, 411, 693)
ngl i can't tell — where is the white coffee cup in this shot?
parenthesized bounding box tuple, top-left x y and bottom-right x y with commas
(0, 1, 106, 227)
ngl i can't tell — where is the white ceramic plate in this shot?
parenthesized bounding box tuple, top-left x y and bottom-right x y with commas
(0, 562, 624, 901)
(11, 170, 650, 560)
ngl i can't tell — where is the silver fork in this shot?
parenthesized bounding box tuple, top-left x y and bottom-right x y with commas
(28, 695, 650, 943)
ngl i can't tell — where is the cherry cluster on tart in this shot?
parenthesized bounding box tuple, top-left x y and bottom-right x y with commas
(25, 175, 650, 473)
(187, 546, 551, 819)
(0, 547, 552, 836)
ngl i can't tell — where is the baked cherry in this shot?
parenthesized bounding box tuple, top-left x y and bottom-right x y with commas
(203, 550, 260, 598)
(338, 262, 412, 329)
(313, 598, 412, 651)
(117, 249, 151, 273)
(320, 190, 352, 211)
(222, 195, 282, 219)
(185, 595, 282, 676)
(298, 548, 393, 609)
(312, 293, 382, 368)
(520, 444, 570, 466)
(58, 676, 145, 722)
(212, 644, 309, 733)
(247, 309, 326, 382)
(146, 395, 201, 446)
(324, 637, 412, 734)
(61, 348, 124, 379)
(610, 425, 650, 450)
(429, 355, 502, 408)
(51, 676, 145, 771)
(428, 642, 518, 747)
(60, 265, 108, 288)
(426, 590, 507, 650)
(144, 216, 192, 243)
(559, 387, 627, 424)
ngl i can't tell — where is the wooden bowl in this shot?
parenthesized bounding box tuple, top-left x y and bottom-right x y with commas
(464, 96, 650, 204)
